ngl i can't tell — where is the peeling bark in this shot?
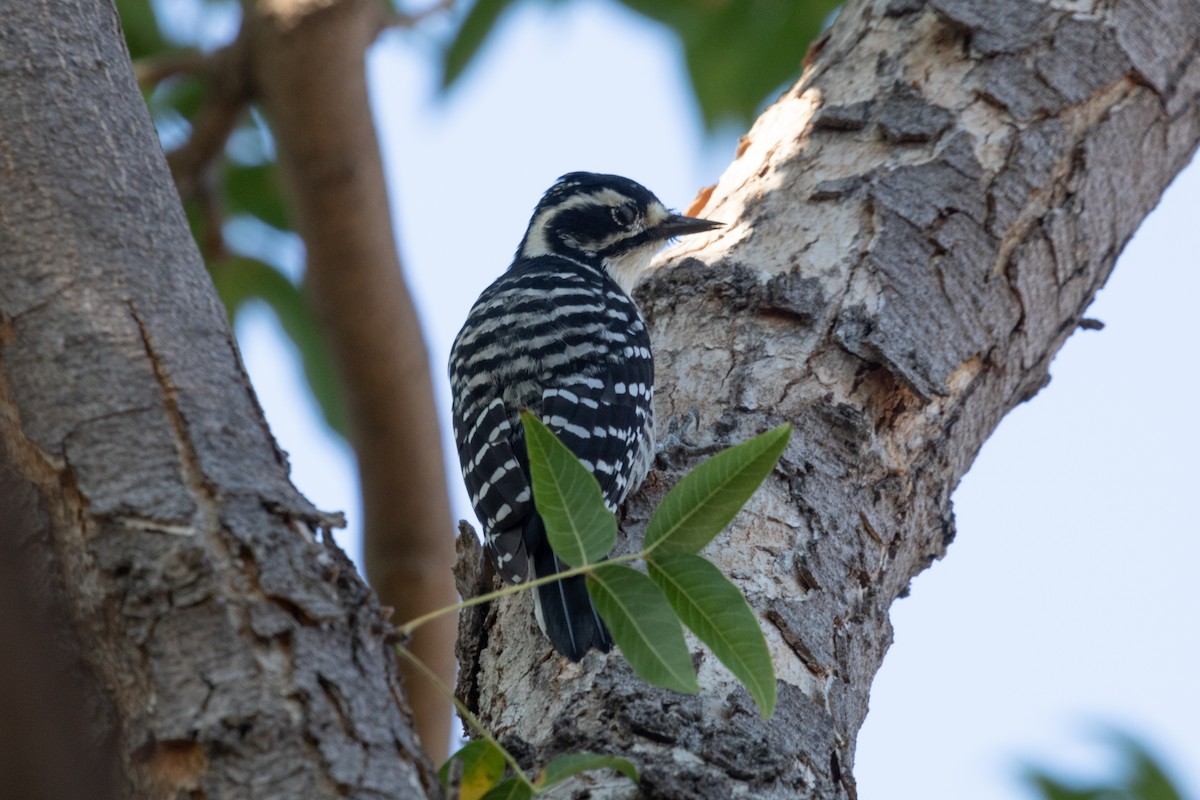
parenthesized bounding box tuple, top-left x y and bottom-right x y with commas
(0, 2, 433, 796)
(463, 1, 1200, 797)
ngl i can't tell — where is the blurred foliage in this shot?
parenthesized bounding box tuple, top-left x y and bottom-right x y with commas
(210, 257, 349, 437)
(117, 0, 348, 438)
(116, 0, 166, 59)
(1025, 733, 1188, 800)
(116, 0, 835, 441)
(442, 0, 841, 128)
(223, 161, 291, 231)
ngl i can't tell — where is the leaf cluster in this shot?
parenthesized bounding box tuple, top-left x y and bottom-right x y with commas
(438, 418, 790, 797)
(441, 0, 842, 128)
(525, 412, 788, 706)
(1025, 733, 1186, 800)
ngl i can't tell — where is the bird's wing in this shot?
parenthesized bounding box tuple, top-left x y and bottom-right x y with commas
(538, 361, 652, 512)
(455, 396, 533, 584)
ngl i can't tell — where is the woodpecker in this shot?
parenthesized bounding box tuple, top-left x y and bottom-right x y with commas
(449, 172, 719, 661)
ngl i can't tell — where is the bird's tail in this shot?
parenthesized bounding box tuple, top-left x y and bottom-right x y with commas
(527, 516, 613, 661)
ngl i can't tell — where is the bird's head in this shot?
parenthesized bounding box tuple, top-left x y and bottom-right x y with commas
(516, 172, 721, 294)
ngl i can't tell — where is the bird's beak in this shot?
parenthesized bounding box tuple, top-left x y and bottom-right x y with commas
(650, 214, 723, 240)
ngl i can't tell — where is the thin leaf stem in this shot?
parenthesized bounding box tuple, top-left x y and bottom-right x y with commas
(396, 644, 536, 792)
(397, 552, 644, 636)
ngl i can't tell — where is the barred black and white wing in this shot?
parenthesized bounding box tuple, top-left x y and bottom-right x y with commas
(449, 255, 654, 660)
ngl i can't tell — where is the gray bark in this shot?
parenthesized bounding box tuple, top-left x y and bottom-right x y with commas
(461, 1, 1200, 797)
(0, 2, 433, 797)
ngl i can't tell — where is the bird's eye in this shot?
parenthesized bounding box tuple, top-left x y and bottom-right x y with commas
(612, 205, 637, 228)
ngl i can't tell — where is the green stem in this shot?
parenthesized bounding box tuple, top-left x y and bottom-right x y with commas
(396, 644, 535, 791)
(397, 551, 643, 636)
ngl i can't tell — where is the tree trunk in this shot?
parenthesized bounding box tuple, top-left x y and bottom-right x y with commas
(461, 1, 1200, 797)
(0, 2, 434, 796)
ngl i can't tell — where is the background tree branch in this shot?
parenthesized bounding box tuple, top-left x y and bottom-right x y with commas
(463, 1, 1200, 796)
(246, 0, 459, 763)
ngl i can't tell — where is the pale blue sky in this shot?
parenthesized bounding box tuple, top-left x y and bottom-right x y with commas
(234, 2, 1200, 796)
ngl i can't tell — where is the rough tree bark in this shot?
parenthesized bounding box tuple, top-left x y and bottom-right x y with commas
(162, 0, 460, 761)
(0, 2, 435, 796)
(460, 1, 1200, 797)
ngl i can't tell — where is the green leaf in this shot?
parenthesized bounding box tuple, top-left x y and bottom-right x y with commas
(438, 740, 506, 800)
(644, 424, 790, 555)
(481, 778, 534, 800)
(1024, 775, 1101, 800)
(1128, 741, 1184, 800)
(646, 553, 775, 717)
(1118, 734, 1185, 800)
(587, 564, 698, 694)
(442, 0, 518, 89)
(617, 0, 841, 128)
(520, 412, 616, 567)
(115, 0, 165, 60)
(209, 258, 348, 438)
(1023, 732, 1187, 800)
(536, 753, 639, 788)
(224, 162, 290, 231)
(440, 0, 837, 128)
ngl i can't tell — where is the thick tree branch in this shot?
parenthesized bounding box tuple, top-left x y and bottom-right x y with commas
(0, 2, 434, 795)
(248, 0, 459, 763)
(464, 1, 1200, 797)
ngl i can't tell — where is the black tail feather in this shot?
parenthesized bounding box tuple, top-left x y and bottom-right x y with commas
(528, 517, 613, 661)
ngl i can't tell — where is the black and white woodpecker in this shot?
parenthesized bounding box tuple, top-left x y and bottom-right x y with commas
(448, 172, 720, 661)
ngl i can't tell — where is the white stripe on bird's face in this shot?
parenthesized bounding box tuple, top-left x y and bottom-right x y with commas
(518, 190, 673, 293)
(518, 189, 633, 259)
